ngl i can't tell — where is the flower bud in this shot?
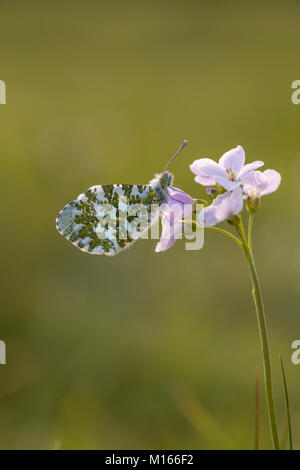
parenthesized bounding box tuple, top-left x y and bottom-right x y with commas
(206, 187, 219, 201)
(246, 197, 261, 212)
(227, 214, 241, 226)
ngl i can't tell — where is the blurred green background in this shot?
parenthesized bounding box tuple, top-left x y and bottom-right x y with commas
(1, 0, 299, 449)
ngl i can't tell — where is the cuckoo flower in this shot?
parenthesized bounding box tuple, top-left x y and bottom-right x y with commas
(242, 169, 281, 200)
(199, 186, 243, 227)
(190, 145, 264, 191)
(190, 144, 283, 448)
(155, 187, 195, 252)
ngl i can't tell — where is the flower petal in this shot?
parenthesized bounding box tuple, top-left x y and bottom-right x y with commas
(198, 204, 218, 227)
(199, 187, 243, 227)
(238, 161, 264, 179)
(194, 173, 216, 186)
(242, 170, 268, 198)
(260, 170, 281, 196)
(229, 186, 244, 214)
(155, 233, 176, 252)
(190, 155, 242, 190)
(155, 186, 195, 252)
(190, 159, 217, 186)
(167, 187, 195, 206)
(211, 176, 240, 191)
(191, 158, 227, 182)
(155, 213, 182, 252)
(219, 145, 245, 175)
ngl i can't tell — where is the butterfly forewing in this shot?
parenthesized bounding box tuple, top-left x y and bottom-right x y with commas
(56, 184, 160, 255)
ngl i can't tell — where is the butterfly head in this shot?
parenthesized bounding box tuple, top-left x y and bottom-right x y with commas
(159, 171, 174, 187)
(149, 140, 188, 202)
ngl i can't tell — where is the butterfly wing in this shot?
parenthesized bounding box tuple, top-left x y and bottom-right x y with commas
(56, 184, 160, 255)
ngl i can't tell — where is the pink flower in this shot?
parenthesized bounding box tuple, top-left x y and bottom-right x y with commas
(190, 145, 264, 191)
(242, 169, 281, 199)
(199, 187, 243, 227)
(155, 187, 195, 252)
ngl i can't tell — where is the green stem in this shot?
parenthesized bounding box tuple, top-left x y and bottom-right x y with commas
(237, 218, 280, 449)
(188, 220, 243, 248)
(279, 356, 293, 450)
(204, 226, 243, 248)
(248, 212, 254, 251)
(254, 368, 260, 450)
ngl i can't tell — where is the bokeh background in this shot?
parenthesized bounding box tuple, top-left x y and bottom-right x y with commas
(1, 0, 299, 449)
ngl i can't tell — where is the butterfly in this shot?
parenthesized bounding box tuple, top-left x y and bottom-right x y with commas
(56, 140, 192, 255)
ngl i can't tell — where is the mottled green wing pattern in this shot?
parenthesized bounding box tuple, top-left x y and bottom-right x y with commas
(56, 184, 160, 255)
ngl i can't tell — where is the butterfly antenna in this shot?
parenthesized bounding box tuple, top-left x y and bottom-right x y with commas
(164, 139, 188, 171)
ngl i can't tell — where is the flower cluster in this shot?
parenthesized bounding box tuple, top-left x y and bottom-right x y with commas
(157, 145, 281, 252)
(155, 144, 283, 450)
(190, 145, 281, 227)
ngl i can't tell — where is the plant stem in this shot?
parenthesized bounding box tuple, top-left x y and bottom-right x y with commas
(279, 356, 293, 450)
(204, 226, 243, 247)
(185, 220, 243, 248)
(248, 212, 254, 251)
(255, 368, 260, 450)
(237, 218, 280, 450)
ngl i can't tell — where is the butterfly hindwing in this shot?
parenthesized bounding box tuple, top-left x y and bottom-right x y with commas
(56, 184, 160, 255)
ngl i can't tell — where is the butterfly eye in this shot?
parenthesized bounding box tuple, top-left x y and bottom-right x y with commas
(159, 172, 174, 187)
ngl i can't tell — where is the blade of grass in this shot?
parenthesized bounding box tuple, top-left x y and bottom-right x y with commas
(172, 385, 235, 449)
(280, 419, 288, 450)
(254, 368, 260, 450)
(279, 355, 293, 450)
